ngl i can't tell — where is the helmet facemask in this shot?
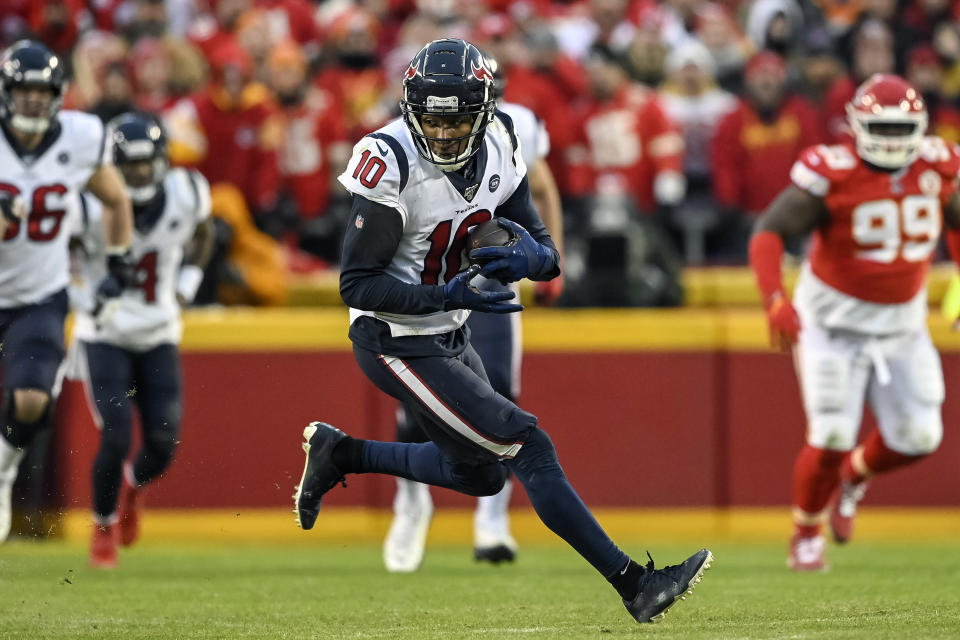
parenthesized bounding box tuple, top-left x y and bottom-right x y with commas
(402, 97, 495, 171)
(0, 41, 65, 136)
(848, 104, 927, 169)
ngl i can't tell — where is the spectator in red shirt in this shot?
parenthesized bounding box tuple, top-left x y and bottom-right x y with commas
(711, 51, 824, 254)
(315, 7, 393, 141)
(166, 38, 283, 218)
(823, 19, 895, 142)
(567, 46, 685, 218)
(267, 41, 351, 265)
(906, 45, 960, 144)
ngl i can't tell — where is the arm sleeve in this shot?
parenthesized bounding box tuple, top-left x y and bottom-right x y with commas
(339, 195, 447, 313)
(496, 176, 561, 280)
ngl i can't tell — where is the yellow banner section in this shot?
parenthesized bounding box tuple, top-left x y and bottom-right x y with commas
(180, 307, 960, 352)
(288, 264, 960, 308)
(59, 507, 960, 546)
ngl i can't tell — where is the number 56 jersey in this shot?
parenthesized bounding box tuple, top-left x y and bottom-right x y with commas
(337, 113, 526, 337)
(0, 111, 108, 307)
(790, 138, 960, 334)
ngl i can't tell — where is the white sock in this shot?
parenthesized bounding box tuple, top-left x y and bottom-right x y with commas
(0, 437, 25, 479)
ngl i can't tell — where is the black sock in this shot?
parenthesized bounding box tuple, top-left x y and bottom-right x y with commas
(607, 559, 646, 601)
(332, 437, 365, 474)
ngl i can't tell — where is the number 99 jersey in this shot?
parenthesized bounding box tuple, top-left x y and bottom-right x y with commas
(0, 111, 108, 307)
(72, 168, 211, 350)
(790, 138, 960, 334)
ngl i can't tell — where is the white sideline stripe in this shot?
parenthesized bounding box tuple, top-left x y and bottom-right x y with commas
(381, 355, 523, 459)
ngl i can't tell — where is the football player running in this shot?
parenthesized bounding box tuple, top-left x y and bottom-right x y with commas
(294, 39, 711, 623)
(0, 41, 133, 542)
(749, 74, 960, 571)
(382, 55, 565, 572)
(71, 113, 213, 568)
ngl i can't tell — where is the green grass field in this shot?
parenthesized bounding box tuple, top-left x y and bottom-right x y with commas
(2, 540, 959, 640)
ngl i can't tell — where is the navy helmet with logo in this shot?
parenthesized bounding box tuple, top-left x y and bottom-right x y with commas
(400, 39, 497, 170)
(109, 112, 168, 206)
(0, 40, 66, 135)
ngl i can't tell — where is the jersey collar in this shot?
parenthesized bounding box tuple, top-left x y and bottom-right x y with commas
(1, 117, 63, 166)
(441, 142, 488, 203)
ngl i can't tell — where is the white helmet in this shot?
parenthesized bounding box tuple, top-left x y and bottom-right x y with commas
(846, 73, 928, 169)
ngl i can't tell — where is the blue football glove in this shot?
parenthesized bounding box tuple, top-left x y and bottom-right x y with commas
(95, 252, 133, 302)
(468, 218, 556, 283)
(443, 264, 523, 314)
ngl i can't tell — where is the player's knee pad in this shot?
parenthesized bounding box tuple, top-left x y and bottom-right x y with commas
(1, 390, 51, 448)
(450, 460, 508, 497)
(10, 389, 51, 424)
(142, 429, 179, 470)
(507, 427, 563, 489)
(881, 411, 943, 456)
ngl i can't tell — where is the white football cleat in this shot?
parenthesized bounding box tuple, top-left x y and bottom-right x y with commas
(474, 479, 518, 564)
(0, 468, 14, 543)
(0, 439, 24, 543)
(383, 478, 433, 573)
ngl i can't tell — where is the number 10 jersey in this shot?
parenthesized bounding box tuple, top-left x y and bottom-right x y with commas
(337, 114, 526, 337)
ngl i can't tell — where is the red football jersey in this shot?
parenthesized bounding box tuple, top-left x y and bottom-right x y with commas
(791, 138, 960, 304)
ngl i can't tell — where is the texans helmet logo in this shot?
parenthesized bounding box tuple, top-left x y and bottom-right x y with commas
(405, 59, 420, 80)
(471, 60, 493, 83)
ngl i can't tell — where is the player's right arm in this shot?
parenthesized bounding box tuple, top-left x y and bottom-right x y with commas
(749, 147, 832, 352)
(339, 196, 520, 314)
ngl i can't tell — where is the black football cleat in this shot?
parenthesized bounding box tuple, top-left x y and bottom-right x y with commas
(624, 548, 713, 623)
(293, 422, 347, 530)
(474, 543, 516, 564)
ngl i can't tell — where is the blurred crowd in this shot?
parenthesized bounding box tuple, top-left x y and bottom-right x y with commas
(4, 0, 960, 306)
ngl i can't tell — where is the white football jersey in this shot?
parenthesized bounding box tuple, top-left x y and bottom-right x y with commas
(0, 111, 109, 307)
(500, 102, 550, 169)
(73, 168, 211, 350)
(338, 114, 527, 337)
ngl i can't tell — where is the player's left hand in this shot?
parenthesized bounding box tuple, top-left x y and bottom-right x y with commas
(534, 274, 564, 306)
(766, 293, 801, 353)
(470, 218, 555, 283)
(95, 251, 134, 303)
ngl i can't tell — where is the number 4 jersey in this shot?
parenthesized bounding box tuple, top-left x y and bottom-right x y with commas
(73, 168, 211, 350)
(0, 111, 109, 308)
(790, 138, 960, 334)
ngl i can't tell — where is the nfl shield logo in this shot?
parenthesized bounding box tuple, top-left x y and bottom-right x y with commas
(355, 214, 364, 229)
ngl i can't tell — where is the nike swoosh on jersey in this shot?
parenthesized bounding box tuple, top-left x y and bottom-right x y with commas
(375, 141, 388, 156)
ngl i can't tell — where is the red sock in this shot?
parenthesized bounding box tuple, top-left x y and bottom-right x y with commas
(861, 430, 925, 475)
(839, 452, 863, 484)
(792, 444, 846, 517)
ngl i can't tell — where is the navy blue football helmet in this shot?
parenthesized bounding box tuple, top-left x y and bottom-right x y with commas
(400, 39, 497, 170)
(0, 40, 66, 135)
(109, 112, 168, 205)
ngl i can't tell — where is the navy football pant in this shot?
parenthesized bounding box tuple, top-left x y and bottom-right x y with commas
(84, 341, 183, 517)
(354, 342, 629, 577)
(0, 289, 68, 449)
(396, 307, 519, 443)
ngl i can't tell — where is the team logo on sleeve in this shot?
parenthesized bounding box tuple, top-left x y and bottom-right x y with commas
(488, 174, 500, 192)
(919, 170, 942, 197)
(355, 214, 364, 229)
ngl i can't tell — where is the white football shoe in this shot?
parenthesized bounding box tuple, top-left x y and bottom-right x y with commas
(474, 479, 518, 564)
(383, 478, 434, 573)
(0, 439, 24, 543)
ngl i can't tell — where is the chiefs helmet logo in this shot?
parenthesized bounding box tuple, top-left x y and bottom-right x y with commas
(471, 60, 493, 83)
(405, 59, 420, 80)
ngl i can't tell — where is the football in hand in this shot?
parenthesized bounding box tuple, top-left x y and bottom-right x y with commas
(465, 219, 518, 267)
